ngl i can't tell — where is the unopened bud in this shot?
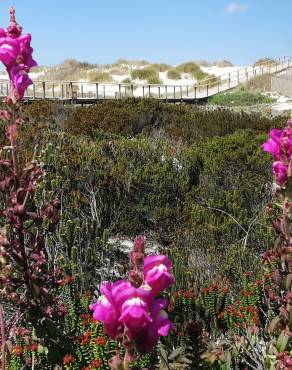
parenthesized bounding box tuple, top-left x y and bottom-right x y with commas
(133, 235, 145, 254)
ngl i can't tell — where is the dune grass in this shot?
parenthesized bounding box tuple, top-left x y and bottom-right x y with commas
(167, 69, 181, 80)
(253, 57, 277, 67)
(87, 70, 113, 82)
(149, 63, 172, 72)
(131, 68, 158, 81)
(175, 62, 210, 81)
(147, 76, 162, 84)
(242, 73, 272, 92)
(113, 59, 150, 67)
(121, 78, 132, 84)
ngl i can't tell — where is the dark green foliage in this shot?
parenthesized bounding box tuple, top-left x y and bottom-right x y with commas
(11, 101, 283, 276)
(29, 99, 285, 142)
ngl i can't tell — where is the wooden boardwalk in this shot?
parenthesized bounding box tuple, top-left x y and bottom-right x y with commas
(0, 56, 291, 104)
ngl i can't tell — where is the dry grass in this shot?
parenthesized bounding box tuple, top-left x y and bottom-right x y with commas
(253, 58, 277, 67)
(167, 69, 181, 80)
(131, 68, 158, 81)
(241, 73, 272, 92)
(149, 63, 172, 72)
(41, 59, 98, 81)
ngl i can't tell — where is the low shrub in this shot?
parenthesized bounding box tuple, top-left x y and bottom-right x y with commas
(208, 89, 275, 106)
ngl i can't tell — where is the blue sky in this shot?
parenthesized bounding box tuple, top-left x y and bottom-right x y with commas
(0, 0, 291, 66)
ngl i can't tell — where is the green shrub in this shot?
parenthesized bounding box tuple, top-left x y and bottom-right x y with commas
(208, 90, 275, 106)
(131, 68, 158, 81)
(167, 69, 181, 80)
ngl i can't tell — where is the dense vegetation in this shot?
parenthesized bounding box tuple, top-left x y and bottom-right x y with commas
(2, 98, 290, 369)
(13, 99, 286, 279)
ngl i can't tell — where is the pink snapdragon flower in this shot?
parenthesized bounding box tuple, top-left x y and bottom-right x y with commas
(261, 128, 282, 160)
(0, 7, 36, 100)
(90, 236, 175, 365)
(90, 281, 125, 338)
(273, 161, 288, 187)
(136, 298, 174, 352)
(90, 280, 155, 336)
(143, 255, 175, 295)
(262, 120, 292, 187)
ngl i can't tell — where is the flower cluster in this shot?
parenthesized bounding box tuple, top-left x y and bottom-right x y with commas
(261, 120, 292, 187)
(90, 236, 174, 364)
(0, 7, 36, 100)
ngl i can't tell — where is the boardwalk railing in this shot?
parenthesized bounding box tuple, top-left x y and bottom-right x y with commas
(0, 56, 291, 102)
(271, 65, 292, 97)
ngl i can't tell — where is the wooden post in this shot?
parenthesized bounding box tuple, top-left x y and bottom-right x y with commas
(245, 68, 248, 81)
(194, 86, 197, 99)
(52, 83, 55, 98)
(42, 81, 46, 99)
(61, 84, 64, 99)
(33, 83, 36, 99)
(119, 84, 121, 98)
(228, 73, 231, 89)
(237, 70, 240, 85)
(165, 86, 168, 101)
(103, 85, 106, 99)
(142, 85, 145, 98)
(173, 86, 175, 99)
(158, 86, 161, 99)
(96, 83, 99, 99)
(69, 82, 73, 100)
(206, 84, 209, 97)
(131, 85, 134, 97)
(186, 85, 189, 97)
(81, 84, 84, 98)
(148, 85, 151, 97)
